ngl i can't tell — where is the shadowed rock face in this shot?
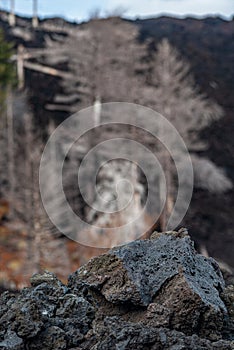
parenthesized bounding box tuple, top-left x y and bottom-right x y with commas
(0, 231, 234, 349)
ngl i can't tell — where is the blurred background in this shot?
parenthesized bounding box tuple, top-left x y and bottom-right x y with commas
(0, 0, 233, 291)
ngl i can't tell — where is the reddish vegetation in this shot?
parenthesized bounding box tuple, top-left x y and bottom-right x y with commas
(0, 199, 9, 221)
(0, 222, 28, 288)
(0, 200, 107, 288)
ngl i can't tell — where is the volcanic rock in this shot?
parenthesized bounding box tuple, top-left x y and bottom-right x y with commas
(0, 230, 233, 349)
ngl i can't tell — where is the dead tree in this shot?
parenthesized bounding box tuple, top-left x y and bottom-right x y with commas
(8, 0, 15, 27)
(42, 20, 150, 244)
(32, 0, 39, 28)
(44, 19, 148, 108)
(6, 87, 15, 218)
(142, 39, 232, 229)
(0, 89, 18, 219)
(88, 7, 102, 20)
(1, 92, 70, 277)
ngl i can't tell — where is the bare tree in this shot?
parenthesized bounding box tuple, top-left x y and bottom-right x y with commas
(191, 155, 232, 194)
(22, 114, 72, 276)
(0, 92, 24, 219)
(0, 92, 40, 271)
(6, 87, 15, 218)
(88, 7, 102, 20)
(32, 0, 38, 28)
(8, 0, 15, 26)
(142, 39, 232, 229)
(42, 20, 150, 244)
(105, 6, 128, 18)
(145, 39, 223, 148)
(44, 19, 148, 108)
(0, 91, 71, 277)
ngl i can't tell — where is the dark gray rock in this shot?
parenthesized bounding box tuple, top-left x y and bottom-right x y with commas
(222, 285, 234, 340)
(26, 326, 67, 350)
(0, 331, 23, 350)
(54, 294, 95, 348)
(0, 231, 234, 349)
(0, 272, 95, 349)
(86, 316, 234, 350)
(111, 233, 225, 309)
(69, 232, 227, 339)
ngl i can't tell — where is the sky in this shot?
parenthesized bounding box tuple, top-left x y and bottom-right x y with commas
(0, 0, 233, 22)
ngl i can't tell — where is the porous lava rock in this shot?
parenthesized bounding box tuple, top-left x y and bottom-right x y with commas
(0, 230, 233, 349)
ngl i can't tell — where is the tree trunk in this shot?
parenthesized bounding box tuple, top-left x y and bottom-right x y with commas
(32, 0, 38, 28)
(9, 0, 15, 27)
(159, 150, 171, 231)
(17, 45, 25, 90)
(6, 87, 15, 218)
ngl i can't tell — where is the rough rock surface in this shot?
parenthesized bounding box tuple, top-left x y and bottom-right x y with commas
(0, 231, 233, 349)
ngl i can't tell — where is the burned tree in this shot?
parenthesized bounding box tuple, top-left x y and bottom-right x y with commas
(142, 39, 232, 229)
(42, 19, 150, 244)
(45, 19, 147, 110)
(8, 0, 15, 27)
(0, 31, 16, 213)
(32, 0, 39, 28)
